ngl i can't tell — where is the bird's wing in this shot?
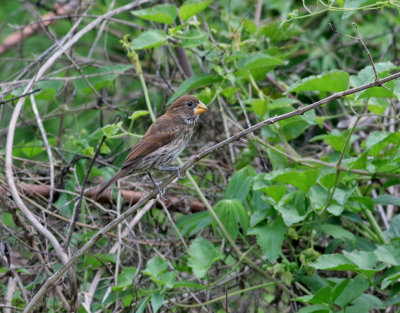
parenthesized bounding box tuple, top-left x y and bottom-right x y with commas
(121, 116, 179, 169)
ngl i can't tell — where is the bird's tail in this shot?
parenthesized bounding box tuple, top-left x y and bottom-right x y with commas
(94, 170, 124, 200)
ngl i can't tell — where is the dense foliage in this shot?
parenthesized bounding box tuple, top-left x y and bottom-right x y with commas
(1, 0, 400, 312)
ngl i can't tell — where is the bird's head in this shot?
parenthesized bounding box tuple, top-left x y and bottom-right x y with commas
(167, 95, 208, 125)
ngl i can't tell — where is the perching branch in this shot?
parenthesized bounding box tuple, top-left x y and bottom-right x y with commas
(23, 69, 400, 312)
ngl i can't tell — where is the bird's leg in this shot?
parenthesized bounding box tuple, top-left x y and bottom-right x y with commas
(159, 166, 186, 180)
(147, 172, 166, 199)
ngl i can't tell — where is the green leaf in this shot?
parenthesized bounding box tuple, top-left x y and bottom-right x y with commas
(312, 129, 358, 152)
(180, 29, 208, 48)
(237, 52, 285, 71)
(143, 256, 168, 277)
(385, 214, 400, 241)
(350, 62, 396, 99)
(321, 224, 356, 243)
(296, 286, 332, 304)
(257, 20, 302, 42)
(179, 0, 213, 21)
(287, 70, 349, 93)
(351, 294, 384, 310)
(176, 211, 212, 237)
(132, 4, 177, 25)
(310, 254, 357, 271)
(85, 253, 116, 268)
(298, 304, 330, 313)
(136, 295, 151, 313)
(113, 267, 137, 291)
(214, 199, 249, 241)
(1, 213, 15, 227)
(102, 122, 121, 138)
(151, 292, 164, 313)
(173, 281, 204, 289)
(169, 73, 222, 103)
(334, 276, 369, 307)
(73, 65, 132, 93)
(265, 169, 319, 192)
(374, 241, 400, 265)
(224, 168, 253, 202)
(131, 30, 167, 50)
(248, 217, 287, 263)
(373, 194, 400, 207)
(342, 250, 377, 269)
(187, 238, 223, 278)
(128, 110, 150, 123)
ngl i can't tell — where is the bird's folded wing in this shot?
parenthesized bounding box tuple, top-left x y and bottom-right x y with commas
(121, 117, 178, 169)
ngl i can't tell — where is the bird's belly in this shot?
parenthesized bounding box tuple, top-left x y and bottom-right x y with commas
(135, 133, 192, 171)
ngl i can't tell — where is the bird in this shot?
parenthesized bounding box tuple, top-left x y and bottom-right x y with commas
(95, 95, 207, 199)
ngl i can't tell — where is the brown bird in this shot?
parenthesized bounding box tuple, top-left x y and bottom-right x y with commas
(95, 95, 207, 199)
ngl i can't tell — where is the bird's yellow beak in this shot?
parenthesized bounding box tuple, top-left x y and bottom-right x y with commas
(194, 102, 208, 115)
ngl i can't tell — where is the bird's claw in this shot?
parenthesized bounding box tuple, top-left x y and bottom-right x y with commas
(154, 182, 167, 200)
(176, 168, 186, 180)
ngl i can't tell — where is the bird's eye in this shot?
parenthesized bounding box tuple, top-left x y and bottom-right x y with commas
(186, 101, 193, 107)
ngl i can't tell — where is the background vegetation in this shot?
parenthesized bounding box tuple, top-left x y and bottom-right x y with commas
(1, 0, 400, 312)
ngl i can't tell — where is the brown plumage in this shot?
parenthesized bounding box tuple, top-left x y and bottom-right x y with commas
(95, 95, 207, 199)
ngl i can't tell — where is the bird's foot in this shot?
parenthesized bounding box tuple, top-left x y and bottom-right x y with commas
(148, 172, 167, 199)
(154, 182, 167, 200)
(160, 166, 186, 180)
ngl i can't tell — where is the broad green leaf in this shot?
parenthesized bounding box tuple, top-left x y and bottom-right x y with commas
(250, 99, 269, 118)
(169, 73, 222, 103)
(73, 65, 132, 93)
(296, 286, 332, 304)
(136, 295, 151, 313)
(373, 194, 400, 207)
(131, 30, 167, 50)
(214, 199, 249, 241)
(248, 217, 287, 263)
(224, 168, 253, 202)
(287, 70, 349, 93)
(276, 190, 308, 226)
(180, 29, 208, 48)
(151, 292, 164, 313)
(36, 80, 63, 100)
(113, 267, 137, 291)
(265, 169, 319, 192)
(365, 132, 400, 156)
(16, 140, 43, 158)
(132, 4, 177, 25)
(179, 0, 213, 21)
(176, 211, 212, 237)
(350, 62, 396, 99)
(312, 129, 358, 152)
(351, 294, 384, 310)
(279, 116, 310, 140)
(342, 250, 377, 269)
(156, 272, 176, 288)
(298, 304, 330, 313)
(101, 122, 121, 138)
(143, 256, 168, 277)
(334, 276, 369, 307)
(85, 253, 116, 268)
(374, 241, 400, 265)
(310, 254, 357, 271)
(257, 20, 302, 42)
(0, 213, 15, 227)
(385, 214, 400, 240)
(381, 269, 400, 289)
(237, 52, 285, 71)
(187, 238, 223, 278)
